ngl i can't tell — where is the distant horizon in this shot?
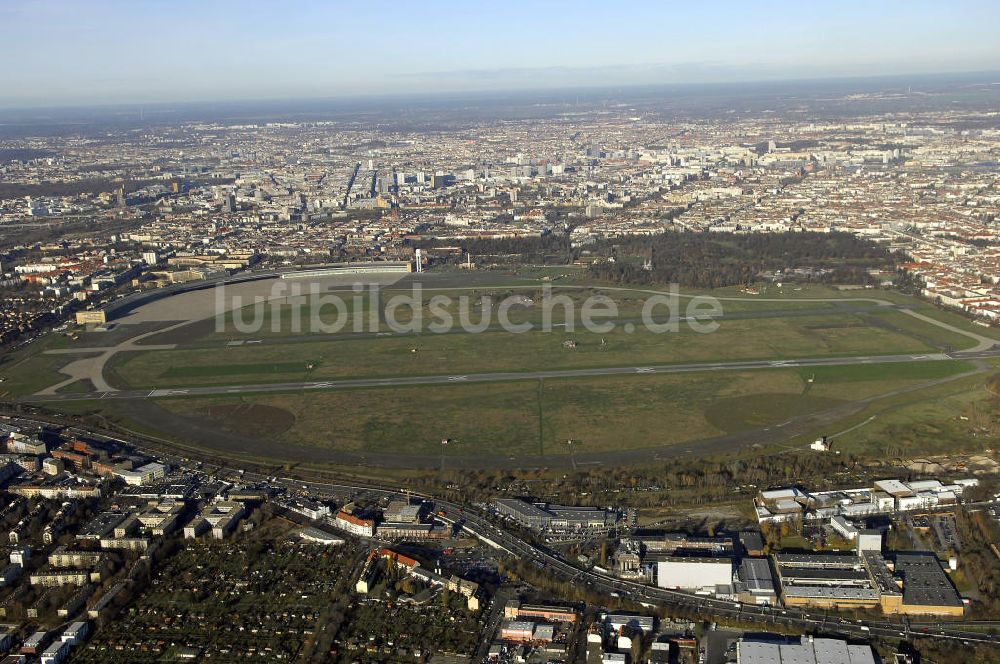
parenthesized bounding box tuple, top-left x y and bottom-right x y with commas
(2, 68, 999, 117)
(3, 0, 999, 110)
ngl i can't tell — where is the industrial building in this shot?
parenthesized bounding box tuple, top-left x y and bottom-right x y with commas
(735, 558, 778, 605)
(383, 499, 425, 524)
(504, 601, 578, 623)
(500, 620, 538, 643)
(736, 636, 876, 664)
(755, 477, 978, 524)
(632, 531, 734, 555)
(604, 612, 655, 633)
(494, 498, 616, 533)
(656, 557, 734, 593)
(774, 553, 881, 610)
(774, 549, 965, 616)
(831, 515, 859, 541)
(892, 552, 965, 617)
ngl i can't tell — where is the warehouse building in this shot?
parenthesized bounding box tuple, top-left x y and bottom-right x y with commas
(774, 553, 881, 610)
(756, 478, 978, 523)
(504, 601, 578, 623)
(495, 499, 552, 531)
(494, 499, 617, 533)
(657, 556, 734, 593)
(736, 635, 876, 664)
(775, 550, 964, 616)
(735, 558, 778, 605)
(892, 552, 965, 617)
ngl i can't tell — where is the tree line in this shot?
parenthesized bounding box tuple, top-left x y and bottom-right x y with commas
(417, 230, 896, 289)
(587, 231, 894, 289)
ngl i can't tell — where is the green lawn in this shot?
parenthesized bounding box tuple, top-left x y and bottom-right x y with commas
(800, 361, 971, 383)
(34, 359, 986, 464)
(132, 361, 972, 458)
(107, 312, 934, 390)
(154, 370, 807, 456)
(184, 284, 842, 342)
(787, 362, 1000, 458)
(0, 351, 88, 397)
(161, 361, 319, 379)
(867, 310, 983, 350)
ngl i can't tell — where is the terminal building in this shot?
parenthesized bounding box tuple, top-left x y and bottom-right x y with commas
(279, 261, 413, 278)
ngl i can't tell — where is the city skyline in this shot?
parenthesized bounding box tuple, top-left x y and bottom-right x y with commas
(3, 0, 1000, 108)
(2, 6, 1000, 658)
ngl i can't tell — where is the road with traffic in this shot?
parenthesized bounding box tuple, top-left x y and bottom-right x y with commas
(4, 412, 998, 650)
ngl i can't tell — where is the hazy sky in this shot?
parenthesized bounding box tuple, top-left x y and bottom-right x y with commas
(2, 0, 999, 108)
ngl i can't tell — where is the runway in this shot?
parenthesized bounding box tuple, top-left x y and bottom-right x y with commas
(21, 348, 999, 403)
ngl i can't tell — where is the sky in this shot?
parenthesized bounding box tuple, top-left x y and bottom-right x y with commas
(2, 0, 999, 108)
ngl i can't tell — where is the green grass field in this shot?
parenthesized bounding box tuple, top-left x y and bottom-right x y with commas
(151, 369, 798, 456)
(6, 276, 999, 466)
(787, 361, 1000, 459)
(0, 351, 96, 398)
(168, 284, 844, 343)
(160, 361, 318, 379)
(104, 360, 971, 458)
(105, 311, 935, 390)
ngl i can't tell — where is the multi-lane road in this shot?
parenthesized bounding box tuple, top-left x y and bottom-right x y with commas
(5, 412, 999, 650)
(435, 504, 1000, 647)
(20, 348, 1000, 404)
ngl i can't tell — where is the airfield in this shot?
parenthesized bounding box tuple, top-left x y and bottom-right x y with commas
(4, 268, 999, 469)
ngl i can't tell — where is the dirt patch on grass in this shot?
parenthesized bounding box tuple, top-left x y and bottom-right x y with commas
(190, 403, 296, 438)
(704, 392, 845, 434)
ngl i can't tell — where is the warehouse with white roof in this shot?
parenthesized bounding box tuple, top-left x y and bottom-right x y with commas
(737, 636, 876, 664)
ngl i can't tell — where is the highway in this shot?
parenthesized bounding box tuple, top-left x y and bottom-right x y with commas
(20, 348, 1000, 403)
(4, 412, 999, 649)
(434, 505, 1000, 647)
